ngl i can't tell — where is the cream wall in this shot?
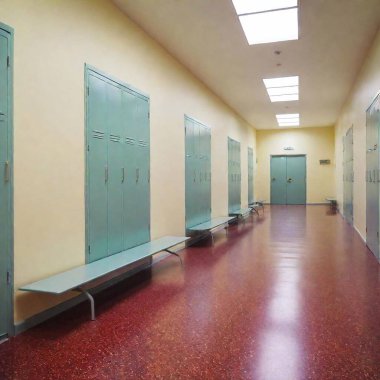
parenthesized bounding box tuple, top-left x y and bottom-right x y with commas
(335, 28, 380, 240)
(256, 127, 335, 203)
(1, 0, 256, 323)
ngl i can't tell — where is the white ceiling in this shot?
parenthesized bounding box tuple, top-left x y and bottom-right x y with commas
(113, 0, 380, 129)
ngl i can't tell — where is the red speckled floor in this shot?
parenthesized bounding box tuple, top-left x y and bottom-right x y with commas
(0, 205, 380, 380)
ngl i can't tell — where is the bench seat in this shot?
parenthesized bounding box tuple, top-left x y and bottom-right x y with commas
(20, 235, 189, 320)
(188, 216, 235, 232)
(229, 208, 252, 217)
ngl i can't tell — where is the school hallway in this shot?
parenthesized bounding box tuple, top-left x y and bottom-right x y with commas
(0, 205, 379, 380)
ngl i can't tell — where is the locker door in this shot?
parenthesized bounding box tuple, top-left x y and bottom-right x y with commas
(123, 92, 150, 249)
(199, 125, 208, 223)
(193, 122, 201, 225)
(87, 74, 108, 262)
(248, 147, 254, 204)
(236, 141, 241, 209)
(270, 156, 287, 204)
(205, 129, 211, 222)
(185, 118, 195, 229)
(286, 155, 306, 205)
(0, 27, 11, 340)
(135, 95, 150, 244)
(366, 95, 380, 259)
(106, 84, 124, 256)
(228, 138, 233, 213)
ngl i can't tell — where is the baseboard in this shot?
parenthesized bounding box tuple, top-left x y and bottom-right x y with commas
(354, 225, 366, 243)
(14, 259, 152, 336)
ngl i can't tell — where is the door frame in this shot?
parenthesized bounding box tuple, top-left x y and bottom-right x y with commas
(0, 22, 14, 338)
(270, 154, 307, 205)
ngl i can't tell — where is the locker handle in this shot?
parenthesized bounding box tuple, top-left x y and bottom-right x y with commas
(136, 168, 139, 183)
(105, 166, 108, 183)
(4, 161, 10, 183)
(287, 178, 293, 183)
(272, 177, 276, 181)
(122, 168, 125, 183)
(194, 170, 196, 183)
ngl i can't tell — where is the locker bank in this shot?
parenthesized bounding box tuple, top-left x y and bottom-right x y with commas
(0, 1, 380, 379)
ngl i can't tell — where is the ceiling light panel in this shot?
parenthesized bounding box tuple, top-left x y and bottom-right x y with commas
(263, 76, 298, 88)
(267, 86, 298, 96)
(238, 7, 298, 45)
(232, 0, 297, 15)
(276, 113, 299, 119)
(270, 94, 299, 102)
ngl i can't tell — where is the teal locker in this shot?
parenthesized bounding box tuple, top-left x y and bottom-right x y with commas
(122, 92, 150, 249)
(248, 147, 254, 204)
(366, 94, 380, 260)
(228, 138, 241, 213)
(133, 95, 150, 245)
(106, 83, 124, 256)
(185, 116, 211, 229)
(86, 66, 150, 262)
(87, 74, 109, 261)
(343, 127, 353, 224)
(0, 26, 12, 340)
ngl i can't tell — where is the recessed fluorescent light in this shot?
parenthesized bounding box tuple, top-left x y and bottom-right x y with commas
(276, 113, 299, 119)
(277, 113, 300, 127)
(238, 8, 298, 45)
(264, 76, 299, 102)
(267, 86, 298, 96)
(270, 94, 299, 102)
(232, 0, 297, 15)
(263, 76, 298, 88)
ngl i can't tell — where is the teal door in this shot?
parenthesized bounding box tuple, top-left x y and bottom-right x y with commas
(270, 156, 287, 204)
(0, 25, 13, 340)
(271, 155, 306, 205)
(86, 66, 150, 263)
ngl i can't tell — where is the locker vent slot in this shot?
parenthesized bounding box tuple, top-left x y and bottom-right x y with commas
(92, 130, 105, 139)
(138, 140, 148, 147)
(125, 137, 135, 145)
(110, 134, 121, 142)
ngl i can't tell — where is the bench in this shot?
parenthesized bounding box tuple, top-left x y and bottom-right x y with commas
(187, 216, 235, 244)
(229, 208, 252, 221)
(326, 197, 337, 210)
(249, 200, 266, 215)
(20, 236, 189, 320)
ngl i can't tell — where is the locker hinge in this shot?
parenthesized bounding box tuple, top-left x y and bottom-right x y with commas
(148, 112, 150, 119)
(6, 271, 11, 285)
(87, 144, 90, 152)
(87, 86, 89, 96)
(7, 56, 10, 67)
(88, 245, 91, 255)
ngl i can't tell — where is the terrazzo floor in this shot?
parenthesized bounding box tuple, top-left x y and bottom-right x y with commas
(0, 205, 379, 380)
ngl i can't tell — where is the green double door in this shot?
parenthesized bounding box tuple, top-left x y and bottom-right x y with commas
(228, 138, 241, 213)
(271, 155, 306, 205)
(0, 26, 12, 340)
(86, 67, 150, 263)
(185, 116, 211, 229)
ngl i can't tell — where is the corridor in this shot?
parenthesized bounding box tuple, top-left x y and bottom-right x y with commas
(0, 206, 379, 380)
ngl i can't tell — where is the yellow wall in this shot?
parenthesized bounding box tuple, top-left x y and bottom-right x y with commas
(1, 0, 256, 323)
(256, 127, 336, 203)
(335, 28, 380, 240)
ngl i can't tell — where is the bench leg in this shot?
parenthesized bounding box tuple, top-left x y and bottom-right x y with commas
(77, 288, 95, 321)
(164, 249, 183, 266)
